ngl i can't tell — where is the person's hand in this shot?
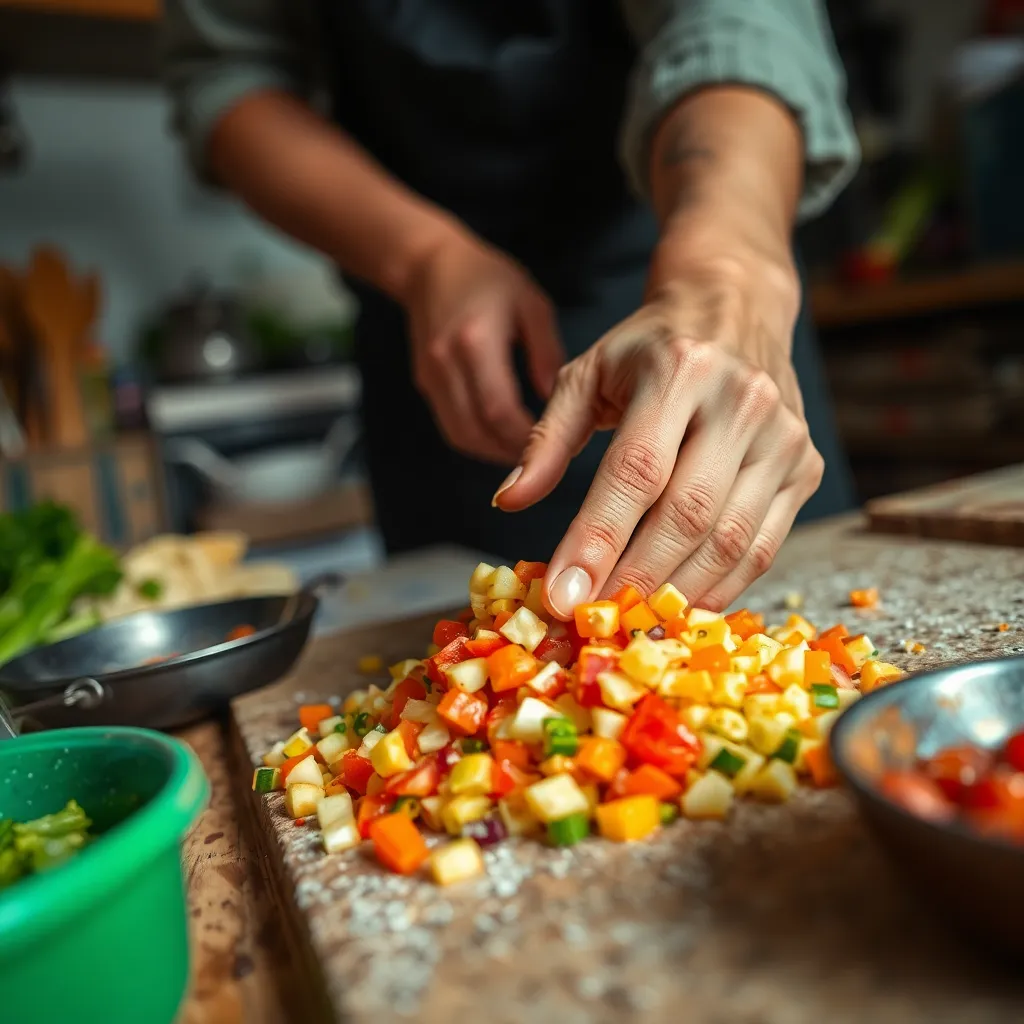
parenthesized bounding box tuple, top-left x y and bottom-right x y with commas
(400, 230, 565, 465)
(495, 237, 823, 617)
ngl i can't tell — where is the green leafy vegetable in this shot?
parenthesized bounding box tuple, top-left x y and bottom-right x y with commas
(136, 578, 163, 601)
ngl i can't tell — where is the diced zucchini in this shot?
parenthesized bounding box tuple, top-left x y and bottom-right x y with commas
(810, 683, 839, 710)
(262, 741, 287, 768)
(747, 712, 797, 757)
(316, 792, 354, 829)
(251, 766, 281, 793)
(709, 747, 746, 778)
(287, 755, 325, 788)
(499, 606, 548, 652)
(542, 717, 578, 757)
(285, 782, 323, 819)
(317, 715, 345, 739)
(730, 747, 766, 796)
(316, 731, 351, 765)
(707, 708, 748, 744)
(696, 731, 726, 770)
(678, 704, 712, 732)
(772, 728, 803, 765)
(547, 812, 590, 847)
(322, 818, 361, 854)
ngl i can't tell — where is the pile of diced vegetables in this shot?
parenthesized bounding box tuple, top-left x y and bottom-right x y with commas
(254, 562, 905, 885)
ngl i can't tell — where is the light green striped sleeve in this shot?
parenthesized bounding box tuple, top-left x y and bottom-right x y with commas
(619, 0, 860, 221)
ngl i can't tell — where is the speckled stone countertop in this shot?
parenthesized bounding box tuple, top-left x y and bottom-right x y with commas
(230, 517, 1024, 1024)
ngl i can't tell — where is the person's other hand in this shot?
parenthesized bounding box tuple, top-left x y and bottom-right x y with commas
(495, 240, 822, 617)
(401, 231, 565, 465)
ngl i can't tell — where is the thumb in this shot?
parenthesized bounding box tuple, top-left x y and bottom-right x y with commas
(493, 359, 597, 512)
(517, 292, 565, 400)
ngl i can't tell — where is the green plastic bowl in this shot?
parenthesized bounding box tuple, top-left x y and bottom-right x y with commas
(0, 727, 209, 1024)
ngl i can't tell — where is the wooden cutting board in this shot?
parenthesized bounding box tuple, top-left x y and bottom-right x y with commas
(228, 520, 1024, 1024)
(866, 463, 1024, 546)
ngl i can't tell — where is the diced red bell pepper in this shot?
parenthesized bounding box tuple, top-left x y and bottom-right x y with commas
(609, 585, 644, 613)
(456, 606, 475, 623)
(620, 763, 683, 800)
(1005, 731, 1024, 773)
(533, 630, 573, 666)
(620, 693, 702, 779)
(385, 757, 441, 797)
(356, 794, 392, 838)
(574, 681, 604, 708)
(923, 745, 993, 803)
(465, 634, 509, 658)
(434, 745, 462, 775)
(724, 609, 764, 641)
(425, 636, 472, 686)
(395, 719, 424, 759)
(338, 750, 375, 795)
(487, 643, 537, 693)
(491, 739, 532, 770)
(577, 647, 617, 686)
(433, 619, 470, 649)
(437, 688, 488, 735)
(490, 757, 538, 797)
(688, 644, 730, 673)
(513, 560, 548, 586)
(389, 676, 428, 727)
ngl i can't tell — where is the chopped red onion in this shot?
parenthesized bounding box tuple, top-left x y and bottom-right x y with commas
(647, 625, 666, 641)
(461, 815, 508, 846)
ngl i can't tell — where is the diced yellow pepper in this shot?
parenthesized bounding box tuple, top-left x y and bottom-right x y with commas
(369, 730, 414, 778)
(860, 659, 903, 692)
(430, 837, 485, 885)
(449, 753, 496, 795)
(649, 582, 688, 621)
(282, 727, 314, 759)
(707, 707, 748, 744)
(710, 672, 747, 709)
(659, 668, 712, 702)
(357, 654, 384, 675)
(595, 795, 660, 842)
(442, 794, 493, 835)
(619, 633, 672, 687)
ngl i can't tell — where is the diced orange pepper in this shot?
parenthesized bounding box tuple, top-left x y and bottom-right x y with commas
(620, 764, 683, 800)
(490, 758, 538, 797)
(356, 794, 392, 839)
(620, 601, 659, 634)
(688, 644, 730, 673)
(596, 795, 660, 842)
(491, 739, 532, 770)
(493, 610, 514, 630)
(575, 736, 627, 782)
(849, 587, 879, 609)
(487, 643, 537, 692)
(433, 619, 469, 648)
(724, 609, 765, 641)
(816, 624, 849, 642)
(369, 813, 430, 874)
(513, 560, 548, 586)
(298, 704, 334, 732)
(804, 743, 839, 787)
(437, 688, 489, 735)
(664, 615, 689, 640)
(464, 634, 509, 658)
(609, 585, 644, 613)
(811, 631, 856, 674)
(803, 650, 832, 687)
(745, 674, 782, 695)
(395, 719, 425, 759)
(573, 600, 621, 639)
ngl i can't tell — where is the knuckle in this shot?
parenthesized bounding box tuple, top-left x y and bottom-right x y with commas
(577, 517, 625, 561)
(612, 566, 660, 600)
(657, 335, 712, 379)
(708, 514, 756, 567)
(663, 484, 717, 540)
(737, 369, 781, 420)
(748, 531, 781, 578)
(606, 437, 666, 501)
(778, 412, 811, 457)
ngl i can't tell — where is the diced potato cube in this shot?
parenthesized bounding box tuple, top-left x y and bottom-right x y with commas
(739, 633, 783, 670)
(597, 670, 647, 713)
(316, 731, 351, 765)
(316, 792, 354, 829)
(356, 729, 385, 758)
(619, 633, 671, 686)
(445, 657, 490, 693)
(285, 782, 323, 819)
(591, 707, 628, 741)
(370, 730, 414, 777)
(659, 668, 713, 702)
(262, 741, 287, 768)
(681, 771, 734, 820)
(749, 759, 798, 802)
(442, 795, 492, 835)
(524, 774, 590, 823)
(322, 819, 361, 854)
(747, 713, 797, 756)
(282, 727, 314, 758)
(743, 693, 781, 718)
(780, 683, 811, 720)
(419, 796, 445, 832)
(766, 644, 809, 688)
(526, 661, 562, 694)
(696, 732, 725, 771)
(487, 565, 527, 601)
(686, 607, 722, 626)
(729, 654, 760, 676)
(469, 562, 497, 596)
(685, 617, 730, 650)
(508, 697, 565, 743)
(843, 634, 877, 670)
(707, 708, 748, 744)
(710, 672, 748, 709)
(286, 755, 325, 787)
(498, 795, 542, 836)
(649, 582, 688, 621)
(554, 693, 591, 733)
(317, 715, 345, 739)
(430, 837, 485, 885)
(417, 717, 451, 754)
(449, 753, 495, 795)
(678, 704, 712, 732)
(499, 606, 548, 652)
(402, 698, 436, 723)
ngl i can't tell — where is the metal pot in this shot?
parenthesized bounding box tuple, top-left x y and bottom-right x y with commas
(155, 280, 260, 383)
(164, 416, 360, 504)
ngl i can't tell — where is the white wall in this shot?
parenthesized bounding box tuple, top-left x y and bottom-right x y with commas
(0, 79, 332, 364)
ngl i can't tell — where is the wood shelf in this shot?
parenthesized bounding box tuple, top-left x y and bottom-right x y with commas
(811, 262, 1024, 330)
(0, 0, 157, 18)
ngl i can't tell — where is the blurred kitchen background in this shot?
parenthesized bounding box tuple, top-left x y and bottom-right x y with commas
(0, 0, 1023, 573)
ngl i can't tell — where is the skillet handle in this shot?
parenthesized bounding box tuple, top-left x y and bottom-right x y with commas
(5, 677, 107, 724)
(299, 571, 345, 597)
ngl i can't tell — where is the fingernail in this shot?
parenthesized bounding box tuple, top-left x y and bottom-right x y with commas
(491, 466, 522, 508)
(549, 566, 592, 618)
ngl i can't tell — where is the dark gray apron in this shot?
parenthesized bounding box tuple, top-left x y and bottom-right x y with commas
(320, 0, 854, 560)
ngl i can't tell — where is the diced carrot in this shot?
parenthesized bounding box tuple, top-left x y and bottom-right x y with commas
(369, 813, 430, 874)
(609, 585, 644, 613)
(724, 609, 764, 641)
(356, 794, 392, 839)
(298, 704, 335, 732)
(396, 719, 425, 759)
(576, 736, 628, 782)
(433, 619, 470, 648)
(491, 739, 532, 770)
(513, 560, 548, 586)
(620, 764, 683, 800)
(487, 643, 537, 693)
(745, 673, 782, 695)
(338, 750, 375, 794)
(390, 677, 428, 726)
(803, 650, 832, 687)
(533, 631, 573, 666)
(620, 601, 659, 634)
(688, 644, 730, 673)
(849, 587, 879, 609)
(437, 689, 489, 735)
(804, 743, 839, 788)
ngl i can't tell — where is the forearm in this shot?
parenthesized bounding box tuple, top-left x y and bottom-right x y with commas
(208, 90, 464, 302)
(649, 86, 803, 248)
